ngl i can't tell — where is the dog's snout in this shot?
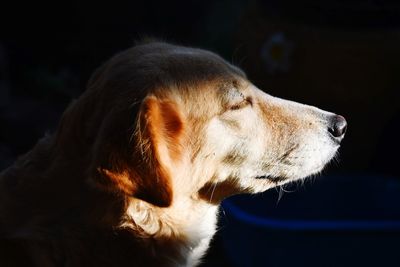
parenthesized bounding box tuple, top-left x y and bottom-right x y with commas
(328, 115, 347, 140)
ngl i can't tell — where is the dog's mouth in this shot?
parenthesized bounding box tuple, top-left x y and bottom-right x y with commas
(255, 175, 287, 183)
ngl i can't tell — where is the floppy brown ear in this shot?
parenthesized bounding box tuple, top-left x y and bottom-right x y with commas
(134, 96, 186, 206)
(92, 95, 185, 207)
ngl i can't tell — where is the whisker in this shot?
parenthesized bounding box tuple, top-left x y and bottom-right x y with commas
(209, 183, 218, 203)
(281, 183, 295, 193)
(277, 185, 284, 204)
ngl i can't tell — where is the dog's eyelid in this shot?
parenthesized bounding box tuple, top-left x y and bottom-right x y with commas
(221, 86, 253, 111)
(225, 87, 247, 101)
(228, 97, 252, 111)
(227, 88, 244, 98)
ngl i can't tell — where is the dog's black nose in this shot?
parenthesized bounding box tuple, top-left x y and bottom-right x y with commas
(328, 115, 347, 139)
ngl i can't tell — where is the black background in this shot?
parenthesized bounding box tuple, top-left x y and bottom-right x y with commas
(1, 1, 400, 266)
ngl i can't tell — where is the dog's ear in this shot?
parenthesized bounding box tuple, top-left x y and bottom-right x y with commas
(92, 95, 185, 207)
(55, 63, 183, 207)
(134, 96, 185, 206)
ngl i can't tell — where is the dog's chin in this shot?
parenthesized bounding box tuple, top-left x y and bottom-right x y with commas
(248, 175, 310, 194)
(251, 176, 296, 191)
(251, 155, 336, 191)
(255, 169, 320, 185)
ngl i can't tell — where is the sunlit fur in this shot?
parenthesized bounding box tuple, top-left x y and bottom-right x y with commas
(0, 42, 343, 267)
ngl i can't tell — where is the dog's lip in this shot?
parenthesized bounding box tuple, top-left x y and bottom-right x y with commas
(255, 175, 270, 179)
(255, 175, 287, 183)
(331, 137, 342, 145)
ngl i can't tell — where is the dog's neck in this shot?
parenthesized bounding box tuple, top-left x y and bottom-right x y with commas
(123, 196, 219, 267)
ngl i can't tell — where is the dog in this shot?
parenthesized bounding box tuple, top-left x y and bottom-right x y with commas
(0, 41, 346, 267)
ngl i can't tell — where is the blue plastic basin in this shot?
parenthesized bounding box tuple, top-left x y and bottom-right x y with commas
(221, 174, 400, 267)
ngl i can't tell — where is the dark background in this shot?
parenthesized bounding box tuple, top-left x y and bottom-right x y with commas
(1, 1, 400, 266)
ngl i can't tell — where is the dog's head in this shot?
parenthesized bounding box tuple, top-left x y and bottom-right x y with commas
(56, 42, 346, 207)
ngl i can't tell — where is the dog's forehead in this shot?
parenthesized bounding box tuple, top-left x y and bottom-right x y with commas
(161, 46, 245, 84)
(138, 43, 249, 103)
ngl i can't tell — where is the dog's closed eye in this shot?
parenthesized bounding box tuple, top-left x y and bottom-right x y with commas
(229, 96, 253, 110)
(226, 89, 253, 111)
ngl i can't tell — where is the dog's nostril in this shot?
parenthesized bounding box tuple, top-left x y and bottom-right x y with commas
(328, 115, 347, 138)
